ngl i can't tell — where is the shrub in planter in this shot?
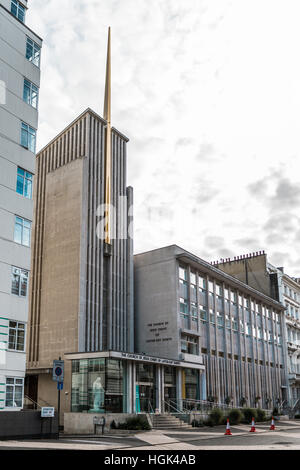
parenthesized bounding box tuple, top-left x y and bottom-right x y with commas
(242, 408, 257, 424)
(272, 407, 279, 416)
(294, 414, 300, 420)
(228, 408, 242, 425)
(118, 416, 151, 431)
(209, 407, 223, 426)
(256, 408, 266, 422)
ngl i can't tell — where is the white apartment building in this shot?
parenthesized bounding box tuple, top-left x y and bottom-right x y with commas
(0, 0, 42, 410)
(268, 265, 300, 411)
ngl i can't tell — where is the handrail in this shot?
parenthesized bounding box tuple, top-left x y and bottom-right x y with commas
(23, 395, 53, 410)
(23, 395, 42, 409)
(162, 399, 186, 414)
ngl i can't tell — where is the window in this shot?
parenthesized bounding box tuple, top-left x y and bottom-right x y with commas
(181, 335, 198, 355)
(5, 377, 24, 408)
(8, 321, 25, 351)
(11, 0, 25, 22)
(199, 275, 206, 290)
(26, 37, 41, 67)
(14, 216, 31, 246)
(11, 267, 28, 297)
(200, 306, 207, 321)
(191, 302, 197, 317)
(23, 79, 38, 109)
(216, 284, 223, 296)
(179, 266, 187, 281)
(190, 272, 196, 285)
(179, 279, 188, 298)
(16, 167, 33, 198)
(217, 311, 224, 327)
(179, 298, 188, 315)
(21, 123, 36, 153)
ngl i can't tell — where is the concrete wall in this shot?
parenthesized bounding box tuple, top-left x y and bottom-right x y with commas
(35, 158, 83, 368)
(0, 410, 58, 439)
(64, 412, 149, 435)
(134, 246, 179, 360)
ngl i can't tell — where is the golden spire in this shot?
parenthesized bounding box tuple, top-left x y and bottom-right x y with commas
(103, 27, 111, 123)
(104, 27, 112, 245)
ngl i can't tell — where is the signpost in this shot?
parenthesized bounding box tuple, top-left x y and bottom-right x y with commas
(52, 358, 64, 435)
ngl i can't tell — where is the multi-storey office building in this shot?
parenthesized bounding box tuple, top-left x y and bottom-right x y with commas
(215, 253, 300, 410)
(135, 245, 287, 410)
(0, 0, 42, 410)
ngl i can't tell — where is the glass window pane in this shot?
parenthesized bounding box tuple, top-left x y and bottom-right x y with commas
(11, 2, 17, 17)
(26, 39, 33, 61)
(24, 178, 32, 198)
(14, 221, 22, 244)
(20, 274, 28, 296)
(28, 128, 36, 152)
(31, 86, 38, 108)
(16, 330, 25, 351)
(23, 81, 31, 104)
(21, 125, 28, 148)
(11, 271, 20, 295)
(22, 225, 31, 246)
(5, 385, 14, 407)
(8, 329, 16, 349)
(14, 386, 23, 406)
(16, 174, 24, 195)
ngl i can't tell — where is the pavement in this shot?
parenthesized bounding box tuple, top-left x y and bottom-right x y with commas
(1, 420, 300, 450)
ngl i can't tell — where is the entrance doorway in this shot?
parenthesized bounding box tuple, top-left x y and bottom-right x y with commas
(137, 384, 156, 412)
(136, 363, 156, 412)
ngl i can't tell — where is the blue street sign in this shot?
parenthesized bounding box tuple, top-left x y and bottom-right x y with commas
(53, 360, 64, 383)
(57, 382, 63, 390)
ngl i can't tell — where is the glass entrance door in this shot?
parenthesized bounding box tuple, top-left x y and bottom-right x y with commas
(136, 363, 156, 412)
(164, 366, 177, 413)
(138, 384, 155, 412)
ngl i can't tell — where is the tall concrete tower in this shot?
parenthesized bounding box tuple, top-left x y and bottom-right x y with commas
(26, 29, 134, 418)
(0, 0, 42, 410)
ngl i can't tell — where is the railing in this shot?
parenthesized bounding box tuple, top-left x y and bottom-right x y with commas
(23, 395, 42, 410)
(163, 398, 271, 414)
(162, 399, 186, 414)
(292, 398, 300, 411)
(23, 395, 53, 410)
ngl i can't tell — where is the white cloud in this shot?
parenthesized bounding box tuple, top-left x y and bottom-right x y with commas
(27, 0, 300, 276)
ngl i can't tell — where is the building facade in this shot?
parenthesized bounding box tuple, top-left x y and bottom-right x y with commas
(135, 246, 287, 410)
(215, 252, 300, 412)
(0, 0, 42, 410)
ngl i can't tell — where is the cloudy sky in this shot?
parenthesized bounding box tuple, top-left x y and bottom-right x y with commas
(27, 0, 300, 276)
